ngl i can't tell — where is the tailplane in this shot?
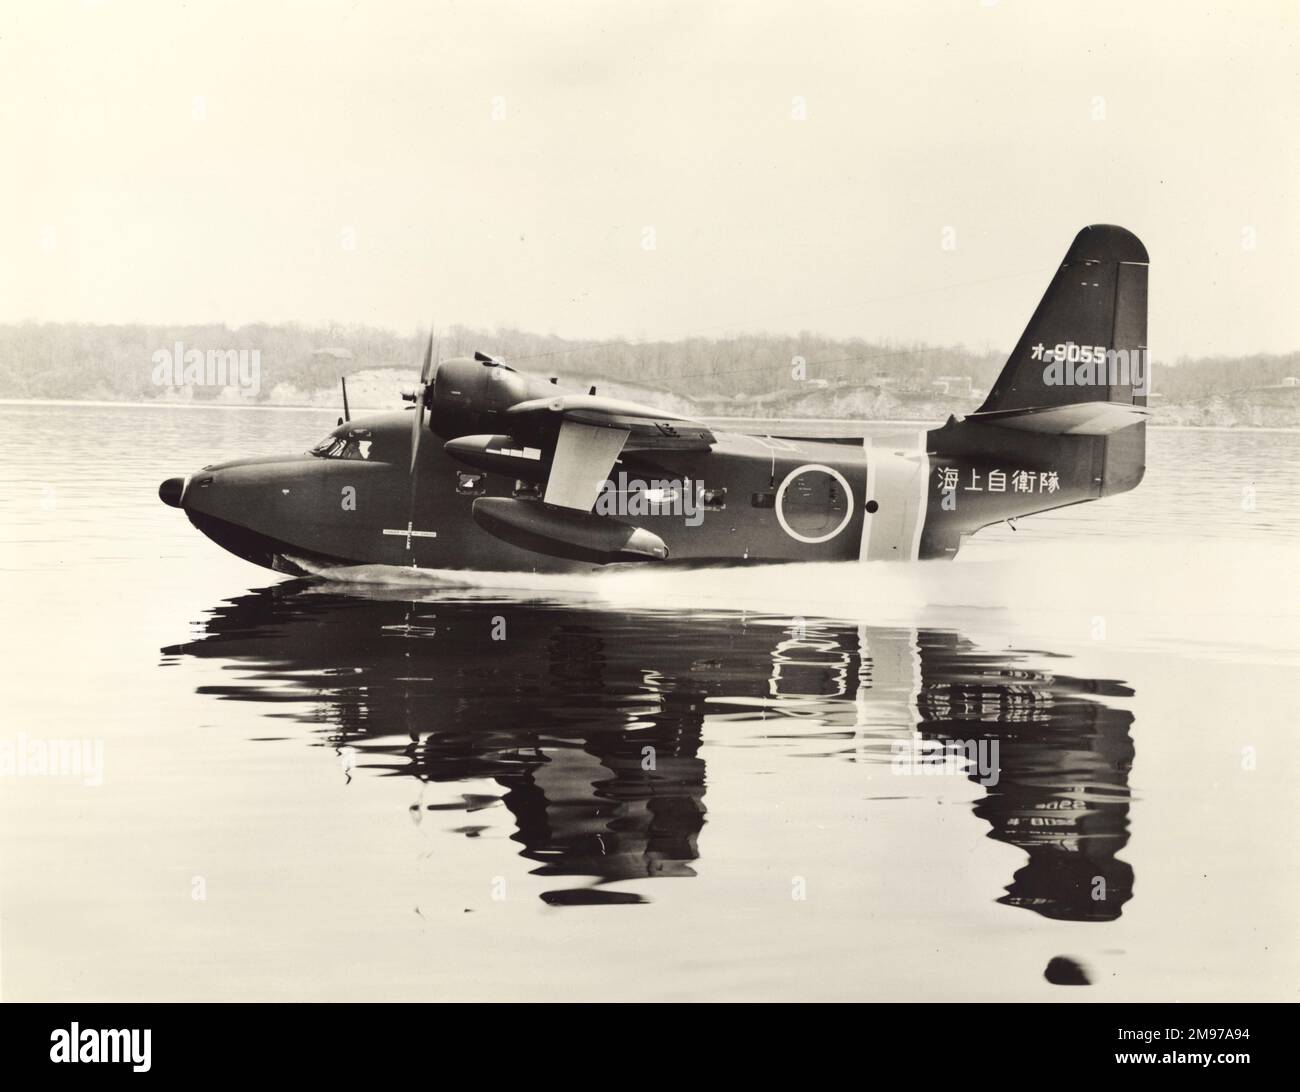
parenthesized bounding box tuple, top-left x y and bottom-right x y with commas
(919, 225, 1152, 559)
(966, 224, 1149, 497)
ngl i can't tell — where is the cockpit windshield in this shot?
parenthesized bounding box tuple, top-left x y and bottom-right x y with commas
(308, 428, 373, 460)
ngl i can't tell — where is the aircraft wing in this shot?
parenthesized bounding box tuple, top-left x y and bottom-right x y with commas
(498, 394, 716, 512)
(505, 394, 716, 453)
(543, 420, 630, 510)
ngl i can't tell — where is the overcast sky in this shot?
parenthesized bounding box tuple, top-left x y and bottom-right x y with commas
(2, 0, 1296, 359)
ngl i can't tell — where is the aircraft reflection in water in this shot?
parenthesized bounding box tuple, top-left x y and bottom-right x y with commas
(161, 585, 1134, 918)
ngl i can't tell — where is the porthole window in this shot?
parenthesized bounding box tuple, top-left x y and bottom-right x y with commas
(456, 472, 486, 496)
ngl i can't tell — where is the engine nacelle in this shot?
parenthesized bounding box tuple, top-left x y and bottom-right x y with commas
(429, 357, 560, 440)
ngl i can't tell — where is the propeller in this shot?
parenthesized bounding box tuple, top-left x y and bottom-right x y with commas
(399, 328, 439, 567)
(409, 332, 437, 472)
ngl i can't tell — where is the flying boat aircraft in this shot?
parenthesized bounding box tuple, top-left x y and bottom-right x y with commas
(158, 224, 1150, 574)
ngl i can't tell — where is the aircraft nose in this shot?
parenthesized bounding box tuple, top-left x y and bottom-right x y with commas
(158, 477, 186, 508)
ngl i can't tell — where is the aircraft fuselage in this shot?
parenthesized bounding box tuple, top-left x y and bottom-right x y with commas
(165, 408, 1116, 574)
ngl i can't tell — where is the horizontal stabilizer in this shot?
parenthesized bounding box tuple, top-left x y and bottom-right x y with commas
(964, 400, 1152, 436)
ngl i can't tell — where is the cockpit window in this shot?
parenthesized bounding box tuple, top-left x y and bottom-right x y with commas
(309, 434, 344, 457)
(309, 429, 373, 460)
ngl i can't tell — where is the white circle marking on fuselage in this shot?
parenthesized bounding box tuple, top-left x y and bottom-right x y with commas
(774, 463, 856, 544)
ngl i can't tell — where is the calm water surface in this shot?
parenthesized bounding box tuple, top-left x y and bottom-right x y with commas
(1, 403, 1297, 1001)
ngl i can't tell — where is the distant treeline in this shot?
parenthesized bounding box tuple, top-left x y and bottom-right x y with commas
(0, 321, 1295, 406)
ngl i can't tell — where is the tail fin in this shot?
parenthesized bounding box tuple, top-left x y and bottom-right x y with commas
(975, 224, 1149, 416)
(968, 224, 1149, 497)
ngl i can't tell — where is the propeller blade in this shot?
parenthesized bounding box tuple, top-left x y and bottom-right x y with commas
(409, 399, 423, 472)
(419, 332, 435, 384)
(409, 330, 436, 472)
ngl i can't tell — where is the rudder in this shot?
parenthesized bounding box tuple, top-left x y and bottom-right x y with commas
(977, 224, 1149, 415)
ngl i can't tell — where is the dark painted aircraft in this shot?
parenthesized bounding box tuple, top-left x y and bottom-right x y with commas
(159, 225, 1151, 574)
